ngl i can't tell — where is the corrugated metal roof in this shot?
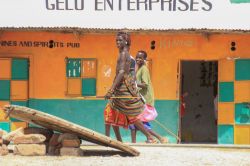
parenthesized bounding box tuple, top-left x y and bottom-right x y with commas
(1, 27, 250, 34)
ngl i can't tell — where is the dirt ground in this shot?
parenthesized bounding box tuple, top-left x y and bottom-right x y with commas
(1, 144, 250, 166)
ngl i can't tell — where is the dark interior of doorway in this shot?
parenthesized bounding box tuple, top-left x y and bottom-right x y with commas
(180, 60, 218, 143)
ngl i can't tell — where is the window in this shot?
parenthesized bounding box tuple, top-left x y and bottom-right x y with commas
(66, 58, 97, 96)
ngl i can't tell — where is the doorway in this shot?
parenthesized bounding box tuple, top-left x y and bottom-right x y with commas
(180, 60, 218, 143)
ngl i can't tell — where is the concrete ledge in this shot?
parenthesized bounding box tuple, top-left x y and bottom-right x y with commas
(7, 142, 250, 151)
(126, 143, 250, 149)
(81, 141, 250, 149)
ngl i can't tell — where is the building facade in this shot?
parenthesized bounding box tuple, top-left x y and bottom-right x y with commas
(0, 29, 249, 144)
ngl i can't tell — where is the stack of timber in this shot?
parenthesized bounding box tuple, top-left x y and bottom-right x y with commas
(3, 105, 140, 156)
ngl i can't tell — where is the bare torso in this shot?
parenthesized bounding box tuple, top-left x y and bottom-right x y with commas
(115, 50, 131, 76)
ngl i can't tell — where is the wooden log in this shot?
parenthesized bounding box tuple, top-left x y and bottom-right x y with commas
(4, 105, 140, 156)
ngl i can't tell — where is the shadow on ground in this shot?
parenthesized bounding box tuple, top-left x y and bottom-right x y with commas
(81, 149, 134, 157)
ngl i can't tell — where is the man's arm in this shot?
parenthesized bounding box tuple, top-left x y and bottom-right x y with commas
(105, 52, 127, 98)
(137, 66, 150, 89)
(137, 82, 147, 89)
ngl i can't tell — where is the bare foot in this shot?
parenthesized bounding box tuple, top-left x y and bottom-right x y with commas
(160, 137, 168, 144)
(145, 138, 158, 144)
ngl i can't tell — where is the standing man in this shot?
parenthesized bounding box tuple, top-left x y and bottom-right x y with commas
(104, 31, 156, 143)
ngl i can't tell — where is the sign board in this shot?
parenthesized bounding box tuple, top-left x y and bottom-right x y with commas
(0, 0, 250, 30)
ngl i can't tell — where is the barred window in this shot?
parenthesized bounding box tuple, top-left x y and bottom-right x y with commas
(66, 58, 97, 96)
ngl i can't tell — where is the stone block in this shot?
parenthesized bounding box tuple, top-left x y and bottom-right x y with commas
(24, 127, 53, 142)
(58, 133, 78, 143)
(48, 145, 60, 156)
(49, 133, 61, 146)
(48, 133, 63, 155)
(13, 134, 46, 144)
(62, 139, 81, 148)
(60, 147, 83, 156)
(44, 141, 49, 153)
(0, 138, 8, 146)
(0, 144, 9, 156)
(2, 127, 24, 142)
(14, 144, 46, 156)
(0, 130, 8, 137)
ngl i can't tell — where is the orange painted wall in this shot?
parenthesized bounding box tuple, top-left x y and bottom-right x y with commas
(1, 31, 250, 100)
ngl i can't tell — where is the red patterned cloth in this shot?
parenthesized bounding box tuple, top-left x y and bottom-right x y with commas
(104, 103, 140, 129)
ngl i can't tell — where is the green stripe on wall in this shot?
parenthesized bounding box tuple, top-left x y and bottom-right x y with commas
(230, 0, 250, 3)
(28, 99, 179, 143)
(152, 100, 179, 143)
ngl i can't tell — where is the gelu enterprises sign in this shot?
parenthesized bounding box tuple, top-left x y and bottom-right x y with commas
(45, 0, 213, 12)
(0, 0, 250, 29)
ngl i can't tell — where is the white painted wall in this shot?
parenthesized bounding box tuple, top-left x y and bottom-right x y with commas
(0, 0, 250, 29)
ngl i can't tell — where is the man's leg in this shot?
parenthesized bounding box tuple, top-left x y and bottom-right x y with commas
(131, 129, 137, 143)
(148, 130, 161, 140)
(148, 130, 168, 143)
(112, 126, 122, 142)
(105, 124, 111, 137)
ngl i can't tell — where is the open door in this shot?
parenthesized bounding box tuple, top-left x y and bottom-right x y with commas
(180, 60, 218, 143)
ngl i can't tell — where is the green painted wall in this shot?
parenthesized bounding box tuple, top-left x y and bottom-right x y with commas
(0, 80, 10, 100)
(28, 99, 179, 143)
(0, 122, 10, 132)
(11, 59, 29, 80)
(235, 59, 250, 81)
(82, 78, 96, 96)
(218, 125, 234, 144)
(219, 82, 234, 102)
(235, 103, 250, 124)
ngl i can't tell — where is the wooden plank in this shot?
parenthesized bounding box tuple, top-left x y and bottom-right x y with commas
(3, 105, 139, 156)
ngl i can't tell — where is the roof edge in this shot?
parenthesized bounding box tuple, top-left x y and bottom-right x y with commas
(1, 27, 250, 34)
